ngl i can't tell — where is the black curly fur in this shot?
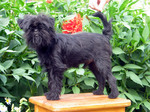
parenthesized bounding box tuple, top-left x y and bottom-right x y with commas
(18, 12, 119, 100)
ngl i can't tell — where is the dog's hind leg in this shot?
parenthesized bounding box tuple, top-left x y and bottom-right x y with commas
(94, 58, 119, 99)
(89, 62, 105, 95)
(107, 72, 119, 98)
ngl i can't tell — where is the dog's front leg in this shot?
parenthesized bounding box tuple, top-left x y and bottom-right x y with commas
(45, 68, 64, 100)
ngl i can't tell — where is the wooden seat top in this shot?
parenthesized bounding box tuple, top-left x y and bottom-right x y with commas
(29, 93, 131, 112)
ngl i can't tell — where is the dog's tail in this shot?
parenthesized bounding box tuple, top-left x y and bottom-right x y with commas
(93, 12, 112, 39)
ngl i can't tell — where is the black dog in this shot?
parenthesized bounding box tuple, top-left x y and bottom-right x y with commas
(17, 12, 119, 100)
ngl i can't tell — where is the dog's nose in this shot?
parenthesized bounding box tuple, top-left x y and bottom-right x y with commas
(34, 29, 38, 32)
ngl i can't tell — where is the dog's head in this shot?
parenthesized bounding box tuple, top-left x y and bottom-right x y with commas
(18, 14, 56, 49)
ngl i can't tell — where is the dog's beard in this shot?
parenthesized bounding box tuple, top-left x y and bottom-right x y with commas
(24, 29, 53, 49)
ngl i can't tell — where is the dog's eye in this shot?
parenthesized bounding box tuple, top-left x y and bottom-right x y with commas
(39, 25, 42, 29)
(29, 25, 35, 29)
(28, 27, 33, 31)
(38, 24, 44, 29)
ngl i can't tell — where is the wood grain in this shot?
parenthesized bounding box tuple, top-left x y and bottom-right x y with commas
(29, 93, 131, 112)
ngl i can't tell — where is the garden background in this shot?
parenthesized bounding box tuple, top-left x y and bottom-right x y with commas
(0, 0, 150, 111)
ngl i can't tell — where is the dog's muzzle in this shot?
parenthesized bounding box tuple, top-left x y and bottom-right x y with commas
(33, 30, 42, 46)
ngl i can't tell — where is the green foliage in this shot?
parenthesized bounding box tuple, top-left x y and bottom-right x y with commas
(0, 0, 150, 111)
(0, 0, 50, 107)
(107, 0, 150, 111)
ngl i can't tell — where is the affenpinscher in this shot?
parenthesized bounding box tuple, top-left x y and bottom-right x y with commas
(17, 12, 119, 100)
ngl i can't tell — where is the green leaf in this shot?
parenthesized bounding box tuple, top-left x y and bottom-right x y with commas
(132, 29, 141, 48)
(35, 76, 42, 87)
(84, 78, 95, 87)
(119, 0, 129, 12)
(64, 15, 75, 21)
(9, 38, 21, 49)
(142, 78, 150, 87)
(123, 15, 134, 23)
(6, 50, 16, 53)
(5, 29, 14, 35)
(0, 92, 14, 98)
(67, 0, 71, 6)
(72, 86, 80, 94)
(28, 68, 38, 74)
(112, 66, 124, 72)
(128, 0, 139, 8)
(2, 60, 14, 69)
(128, 89, 142, 101)
(27, 54, 37, 58)
(144, 71, 150, 75)
(124, 64, 142, 69)
(23, 75, 35, 82)
(77, 76, 87, 83)
(90, 22, 102, 33)
(13, 68, 25, 75)
(42, 77, 48, 87)
(61, 87, 65, 95)
(0, 74, 7, 85)
(128, 71, 143, 86)
(0, 36, 7, 43)
(0, 18, 9, 27)
(114, 73, 123, 80)
(31, 58, 39, 64)
(65, 88, 72, 94)
(82, 15, 89, 28)
(1, 87, 14, 98)
(142, 24, 149, 41)
(87, 73, 95, 78)
(145, 76, 150, 84)
(21, 102, 28, 106)
(118, 93, 126, 99)
(79, 64, 84, 68)
(122, 22, 130, 29)
(146, 15, 150, 33)
(0, 64, 6, 73)
(20, 63, 32, 70)
(137, 45, 145, 52)
(0, 46, 9, 54)
(112, 47, 125, 55)
(12, 74, 20, 82)
(143, 101, 150, 110)
(64, 72, 74, 80)
(124, 92, 136, 103)
(67, 68, 76, 73)
(0, 36, 7, 40)
(14, 44, 27, 53)
(118, 54, 129, 63)
(76, 68, 85, 75)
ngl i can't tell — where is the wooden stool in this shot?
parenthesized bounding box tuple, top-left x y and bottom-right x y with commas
(29, 93, 131, 112)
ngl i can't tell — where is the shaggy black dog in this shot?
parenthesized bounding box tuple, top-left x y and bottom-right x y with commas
(17, 12, 119, 100)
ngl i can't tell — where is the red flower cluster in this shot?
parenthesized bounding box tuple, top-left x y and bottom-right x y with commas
(46, 0, 53, 3)
(62, 14, 83, 34)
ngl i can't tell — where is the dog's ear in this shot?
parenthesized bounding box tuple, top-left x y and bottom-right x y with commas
(49, 17, 55, 27)
(17, 19, 24, 29)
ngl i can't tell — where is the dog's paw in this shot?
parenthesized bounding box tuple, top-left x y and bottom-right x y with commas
(44, 92, 60, 100)
(93, 90, 104, 95)
(108, 91, 119, 99)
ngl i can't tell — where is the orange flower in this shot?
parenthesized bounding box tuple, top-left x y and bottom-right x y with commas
(62, 14, 83, 34)
(46, 0, 53, 3)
